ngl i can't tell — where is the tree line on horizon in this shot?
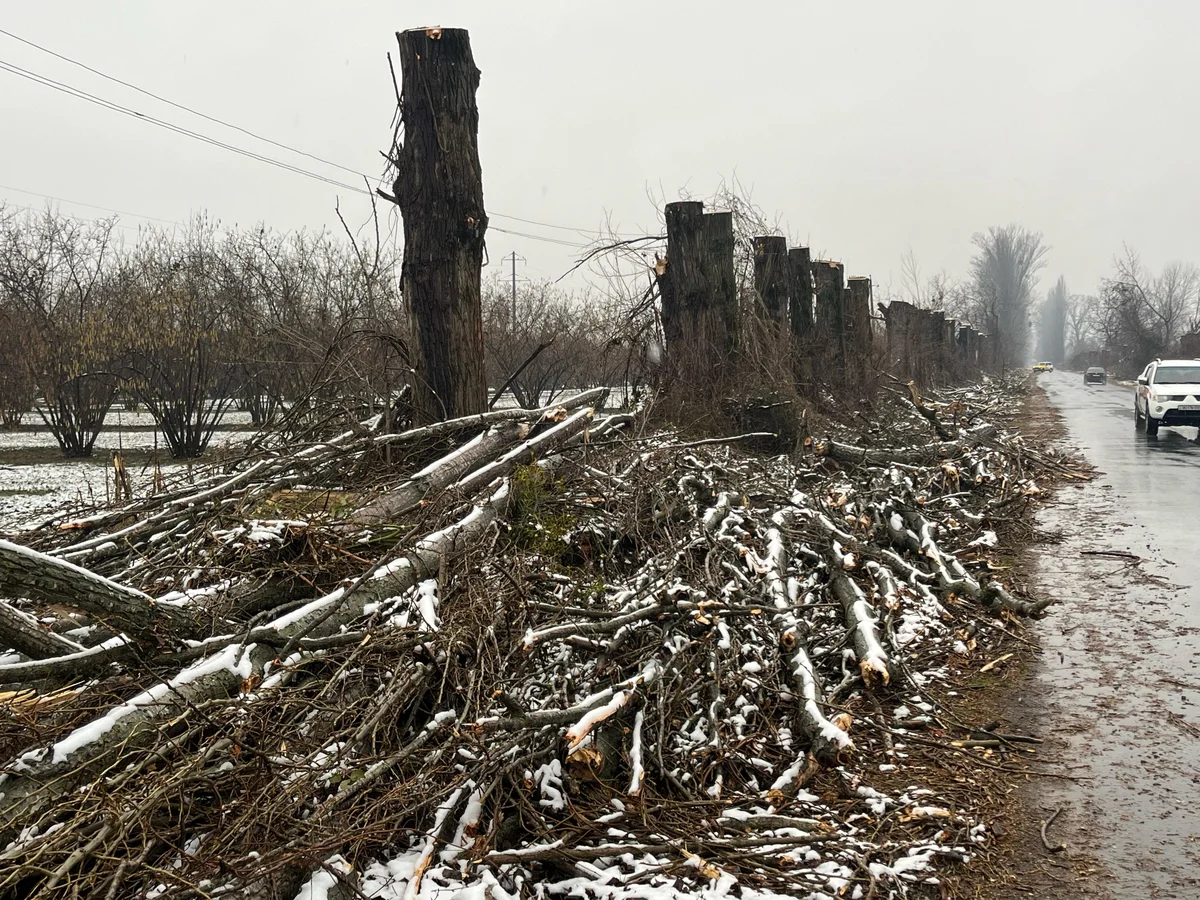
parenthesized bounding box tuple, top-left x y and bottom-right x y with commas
(893, 229, 1200, 374)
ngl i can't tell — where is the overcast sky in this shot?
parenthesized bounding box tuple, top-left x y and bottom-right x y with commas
(3, 1, 1199, 301)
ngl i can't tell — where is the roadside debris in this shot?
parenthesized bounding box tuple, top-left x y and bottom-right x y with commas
(0, 377, 1086, 899)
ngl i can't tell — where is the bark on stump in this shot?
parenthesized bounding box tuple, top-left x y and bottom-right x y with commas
(390, 27, 489, 424)
(659, 200, 705, 375)
(788, 247, 814, 337)
(658, 202, 738, 387)
(753, 236, 790, 324)
(702, 211, 738, 359)
(813, 261, 845, 337)
(847, 277, 872, 349)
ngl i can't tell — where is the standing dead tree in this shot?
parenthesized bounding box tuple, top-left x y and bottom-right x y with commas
(382, 27, 489, 424)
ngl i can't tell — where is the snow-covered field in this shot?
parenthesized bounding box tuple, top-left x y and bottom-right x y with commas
(0, 428, 256, 452)
(0, 391, 629, 532)
(0, 425, 255, 532)
(8, 409, 257, 430)
(0, 462, 110, 530)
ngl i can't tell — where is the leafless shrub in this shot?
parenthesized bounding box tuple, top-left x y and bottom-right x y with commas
(0, 205, 120, 455)
(482, 277, 623, 409)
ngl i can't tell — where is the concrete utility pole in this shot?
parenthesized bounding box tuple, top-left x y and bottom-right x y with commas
(502, 252, 526, 328)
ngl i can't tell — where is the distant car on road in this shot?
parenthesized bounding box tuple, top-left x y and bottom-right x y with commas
(1033, 361, 1055, 373)
(1134, 359, 1200, 435)
(1084, 366, 1107, 385)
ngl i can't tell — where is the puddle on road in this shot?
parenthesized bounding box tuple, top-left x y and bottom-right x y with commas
(1018, 477, 1200, 899)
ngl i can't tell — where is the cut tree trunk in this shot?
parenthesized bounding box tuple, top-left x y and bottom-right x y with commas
(659, 200, 705, 383)
(813, 261, 845, 336)
(374, 386, 607, 448)
(817, 425, 998, 467)
(753, 235, 790, 324)
(349, 421, 528, 526)
(0, 539, 196, 643)
(788, 247, 814, 337)
(703, 211, 738, 359)
(390, 27, 489, 425)
(0, 600, 85, 660)
(828, 571, 892, 687)
(657, 203, 738, 387)
(847, 277, 872, 350)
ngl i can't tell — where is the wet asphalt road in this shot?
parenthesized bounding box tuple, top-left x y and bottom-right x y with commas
(1024, 370, 1200, 898)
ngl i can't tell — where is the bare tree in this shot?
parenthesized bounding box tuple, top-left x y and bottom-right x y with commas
(1154, 259, 1199, 348)
(899, 248, 935, 308)
(1065, 294, 1100, 359)
(117, 220, 240, 459)
(0, 206, 120, 456)
(0, 299, 39, 426)
(968, 225, 1048, 369)
(897, 248, 977, 322)
(1099, 248, 1200, 369)
(483, 277, 626, 409)
(1035, 276, 1068, 366)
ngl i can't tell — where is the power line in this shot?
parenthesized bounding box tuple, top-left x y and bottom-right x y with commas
(0, 175, 597, 252)
(0, 26, 366, 180)
(0, 28, 650, 240)
(489, 225, 591, 249)
(0, 197, 149, 234)
(0, 182, 186, 227)
(0, 58, 369, 195)
(0, 60, 599, 250)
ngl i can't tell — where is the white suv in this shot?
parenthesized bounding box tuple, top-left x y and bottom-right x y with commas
(1135, 359, 1200, 435)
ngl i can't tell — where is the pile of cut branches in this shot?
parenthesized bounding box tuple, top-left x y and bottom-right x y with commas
(0, 378, 1083, 900)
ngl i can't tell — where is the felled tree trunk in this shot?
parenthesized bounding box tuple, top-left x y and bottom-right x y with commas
(0, 600, 84, 660)
(389, 27, 489, 424)
(0, 539, 196, 643)
(817, 425, 998, 467)
(828, 571, 893, 687)
(349, 421, 528, 526)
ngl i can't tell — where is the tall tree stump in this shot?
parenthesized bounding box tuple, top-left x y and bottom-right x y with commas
(753, 236, 790, 324)
(658, 203, 738, 386)
(788, 247, 814, 337)
(813, 261, 845, 334)
(389, 27, 488, 424)
(847, 276, 872, 349)
(703, 211, 738, 357)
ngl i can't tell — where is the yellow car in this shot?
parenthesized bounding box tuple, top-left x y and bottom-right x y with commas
(1032, 361, 1054, 373)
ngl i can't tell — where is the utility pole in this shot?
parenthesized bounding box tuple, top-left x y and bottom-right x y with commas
(502, 252, 526, 329)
